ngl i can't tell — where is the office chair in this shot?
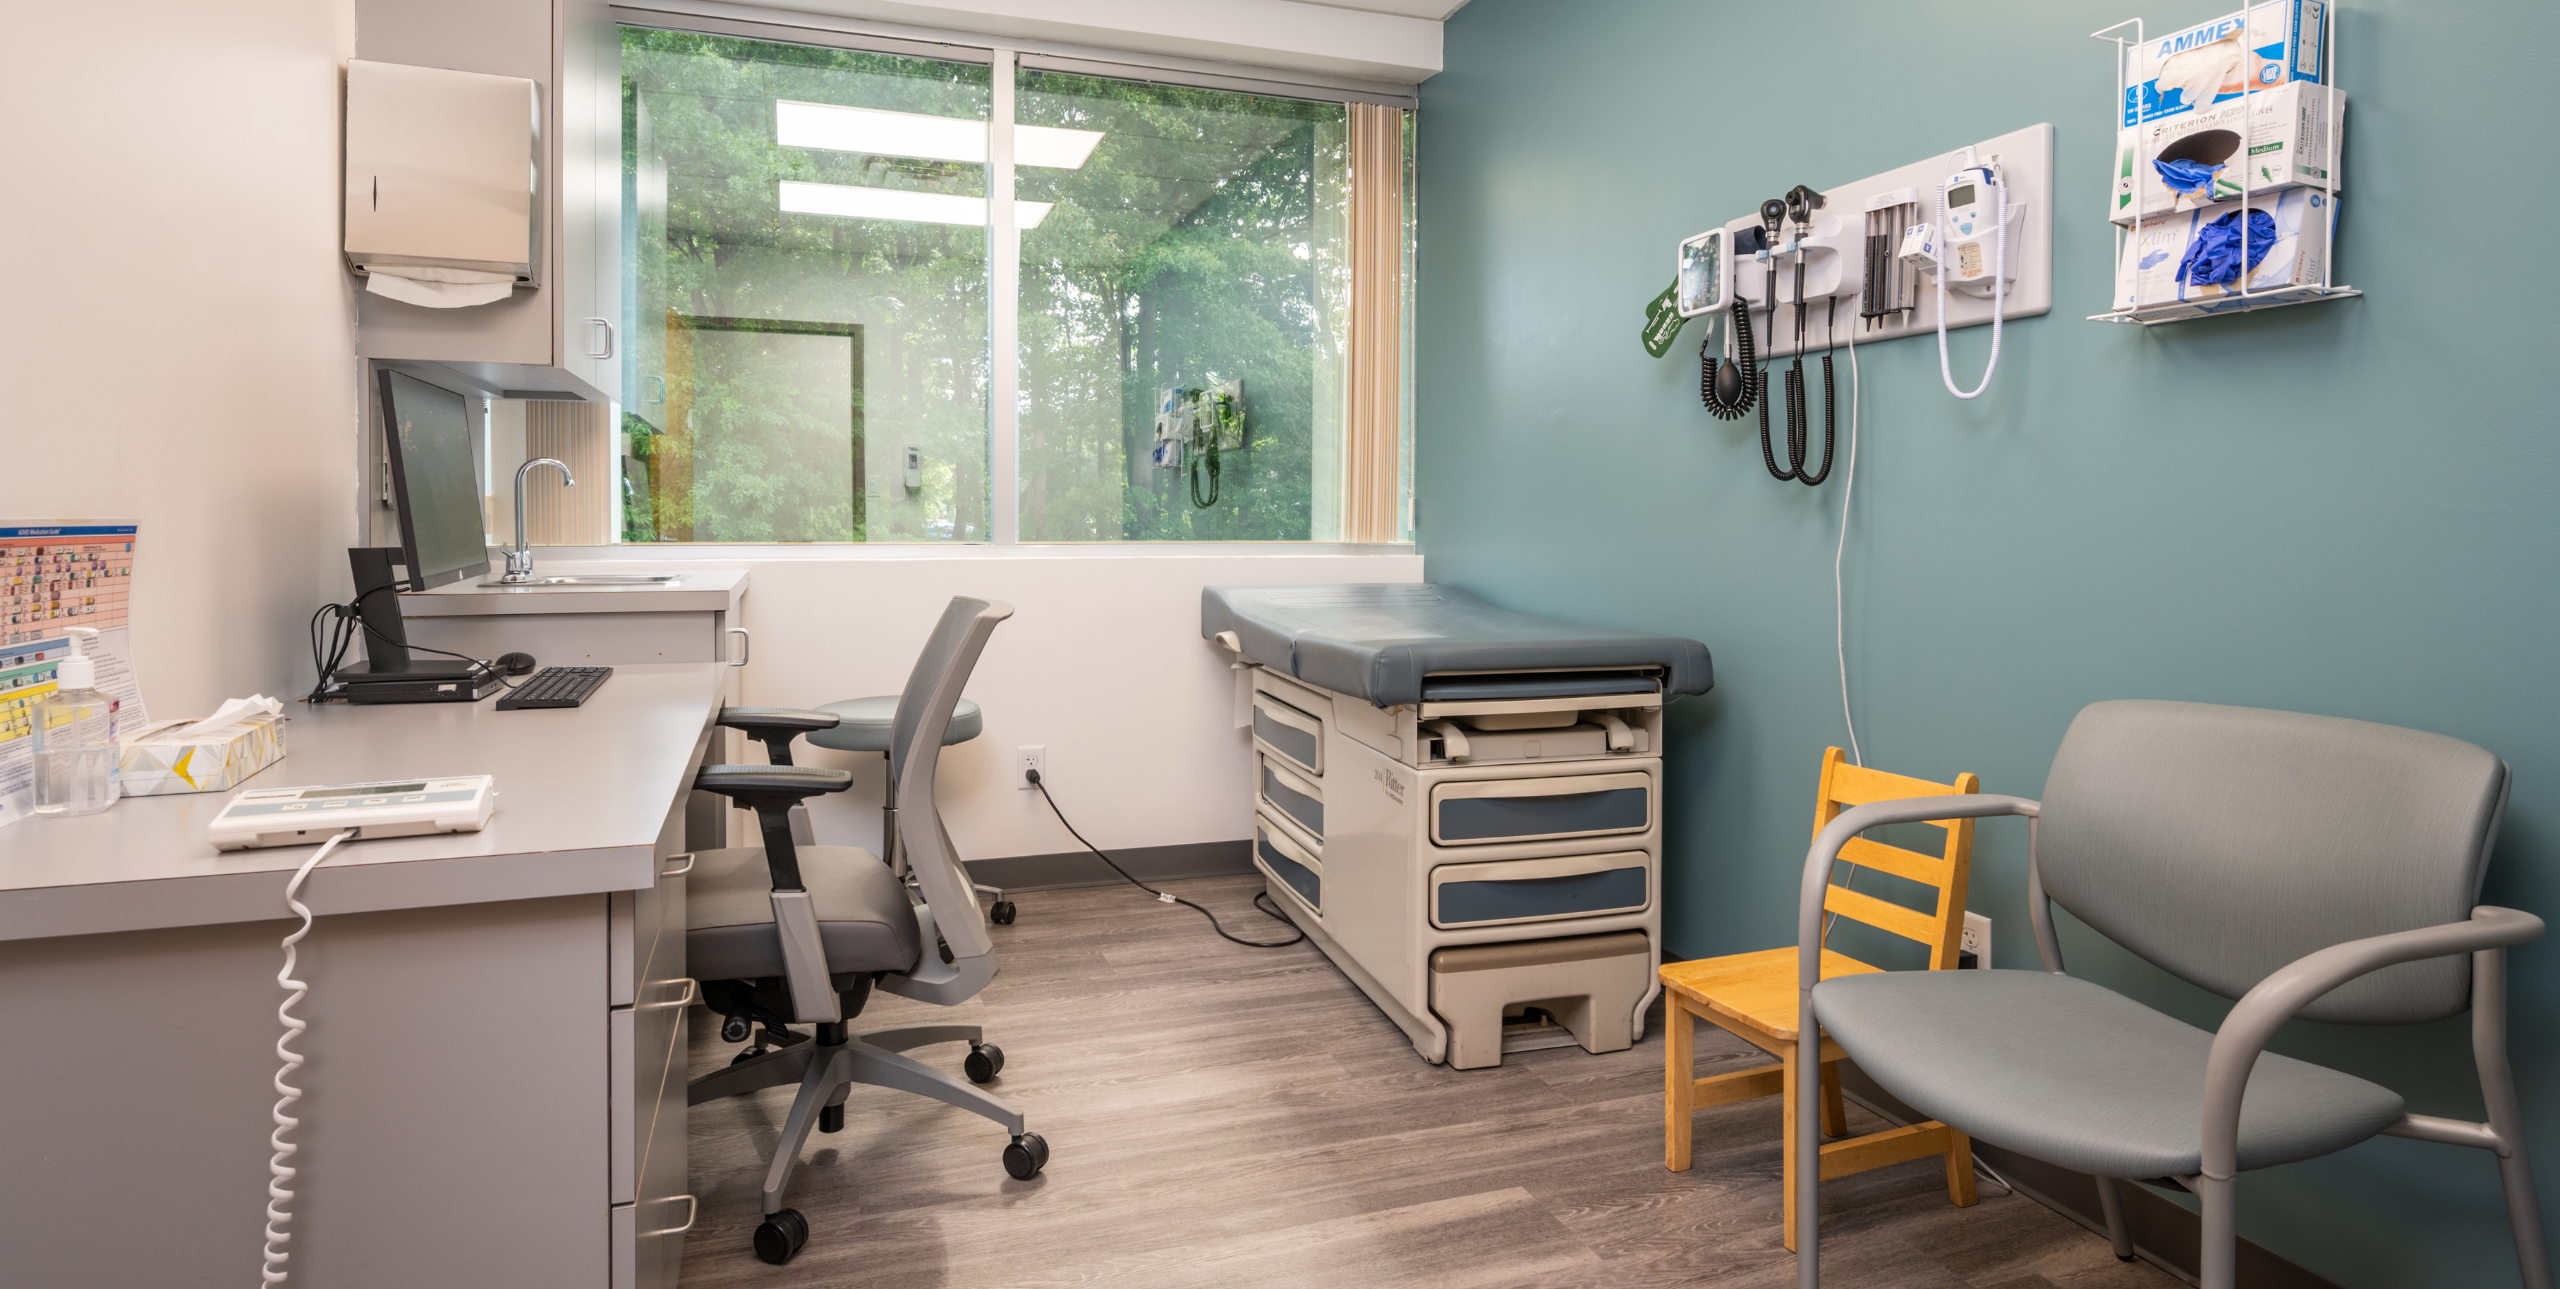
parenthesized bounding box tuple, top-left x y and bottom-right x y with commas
(1788, 701, 2549, 1289)
(734, 686, 1013, 923)
(684, 597, 1044, 1266)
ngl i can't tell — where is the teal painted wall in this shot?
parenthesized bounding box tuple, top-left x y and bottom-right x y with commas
(1415, 2, 2560, 1285)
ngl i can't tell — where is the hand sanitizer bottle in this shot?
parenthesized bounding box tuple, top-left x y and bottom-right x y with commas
(33, 627, 119, 816)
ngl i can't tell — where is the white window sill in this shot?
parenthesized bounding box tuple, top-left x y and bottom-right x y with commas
(518, 541, 1416, 562)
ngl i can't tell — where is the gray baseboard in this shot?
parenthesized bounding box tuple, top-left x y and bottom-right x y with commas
(964, 840, 1254, 893)
(1833, 1064, 2341, 1289)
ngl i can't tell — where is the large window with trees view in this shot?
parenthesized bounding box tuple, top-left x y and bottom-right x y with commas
(617, 28, 1411, 545)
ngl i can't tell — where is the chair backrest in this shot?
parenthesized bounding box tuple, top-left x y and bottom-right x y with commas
(2038, 700, 2508, 1024)
(1814, 747, 1981, 970)
(892, 597, 1013, 970)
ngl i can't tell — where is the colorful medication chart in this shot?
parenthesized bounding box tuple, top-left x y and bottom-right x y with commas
(4, 524, 136, 646)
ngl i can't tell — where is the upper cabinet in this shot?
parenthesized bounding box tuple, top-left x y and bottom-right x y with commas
(352, 0, 620, 402)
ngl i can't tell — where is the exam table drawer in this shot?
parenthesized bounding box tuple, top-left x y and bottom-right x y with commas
(1429, 851, 1651, 929)
(1258, 756, 1325, 840)
(1254, 814, 1323, 915)
(1251, 693, 1324, 776)
(1429, 772, 1653, 846)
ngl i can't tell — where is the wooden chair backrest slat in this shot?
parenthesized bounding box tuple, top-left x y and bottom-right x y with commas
(1811, 746, 1980, 971)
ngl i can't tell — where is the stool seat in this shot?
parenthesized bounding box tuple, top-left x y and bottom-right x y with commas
(805, 695, 982, 753)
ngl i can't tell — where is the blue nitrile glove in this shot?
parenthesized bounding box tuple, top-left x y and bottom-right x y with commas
(2154, 158, 2225, 196)
(2176, 208, 2280, 288)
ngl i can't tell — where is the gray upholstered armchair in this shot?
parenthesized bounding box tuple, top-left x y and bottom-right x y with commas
(1790, 700, 2549, 1289)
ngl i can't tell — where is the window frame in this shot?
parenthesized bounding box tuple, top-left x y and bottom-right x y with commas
(605, 7, 1416, 552)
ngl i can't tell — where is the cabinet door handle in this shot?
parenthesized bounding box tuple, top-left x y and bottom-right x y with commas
(727, 626, 750, 666)
(643, 1193, 699, 1237)
(661, 852, 696, 877)
(587, 317, 616, 359)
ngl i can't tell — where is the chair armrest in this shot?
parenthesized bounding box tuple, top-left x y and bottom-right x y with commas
(694, 764, 855, 799)
(719, 706, 842, 733)
(1797, 795, 2042, 990)
(2198, 905, 2544, 1180)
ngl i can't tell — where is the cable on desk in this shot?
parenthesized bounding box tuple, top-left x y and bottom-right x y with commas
(1027, 769, 1304, 949)
(265, 828, 357, 1286)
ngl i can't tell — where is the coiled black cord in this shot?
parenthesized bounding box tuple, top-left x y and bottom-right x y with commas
(1027, 769, 1305, 948)
(1698, 294, 1759, 420)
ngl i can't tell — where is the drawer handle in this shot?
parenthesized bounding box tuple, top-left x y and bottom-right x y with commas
(643, 1193, 699, 1237)
(727, 626, 750, 666)
(662, 852, 697, 877)
(644, 978, 699, 1010)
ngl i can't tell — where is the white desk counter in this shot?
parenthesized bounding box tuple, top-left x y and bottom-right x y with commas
(0, 662, 727, 941)
(0, 663, 723, 1289)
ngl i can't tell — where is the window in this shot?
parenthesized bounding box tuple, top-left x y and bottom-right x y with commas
(611, 27, 1412, 546)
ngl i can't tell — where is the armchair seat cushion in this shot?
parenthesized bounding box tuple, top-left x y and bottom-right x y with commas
(686, 845, 923, 981)
(1814, 969, 2405, 1178)
(805, 695, 982, 753)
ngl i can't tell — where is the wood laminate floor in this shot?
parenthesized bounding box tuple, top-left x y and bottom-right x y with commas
(678, 873, 2177, 1289)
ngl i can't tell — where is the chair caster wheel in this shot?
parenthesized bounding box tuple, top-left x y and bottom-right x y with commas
(720, 1014, 752, 1044)
(991, 900, 1017, 925)
(753, 1208, 809, 1265)
(819, 1103, 844, 1134)
(1003, 1132, 1048, 1180)
(965, 1042, 1005, 1084)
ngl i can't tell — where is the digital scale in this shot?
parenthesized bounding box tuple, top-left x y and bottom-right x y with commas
(210, 776, 497, 851)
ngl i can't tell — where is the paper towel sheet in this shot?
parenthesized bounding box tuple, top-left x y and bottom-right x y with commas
(364, 265, 517, 309)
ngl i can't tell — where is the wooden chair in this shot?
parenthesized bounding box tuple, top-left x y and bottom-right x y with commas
(1660, 746, 1981, 1250)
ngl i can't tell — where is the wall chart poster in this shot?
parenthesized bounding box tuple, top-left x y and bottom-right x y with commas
(1, 523, 147, 826)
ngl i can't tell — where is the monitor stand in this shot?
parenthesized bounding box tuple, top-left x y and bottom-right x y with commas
(332, 548, 497, 702)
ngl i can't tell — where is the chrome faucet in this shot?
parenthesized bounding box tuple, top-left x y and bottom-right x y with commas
(501, 458, 575, 584)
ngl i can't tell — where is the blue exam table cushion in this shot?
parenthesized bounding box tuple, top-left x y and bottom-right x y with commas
(1201, 584, 1712, 708)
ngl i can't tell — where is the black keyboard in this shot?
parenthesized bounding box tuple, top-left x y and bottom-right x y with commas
(497, 666, 613, 710)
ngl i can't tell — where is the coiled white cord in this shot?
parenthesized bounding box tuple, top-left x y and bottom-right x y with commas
(265, 828, 356, 1286)
(1935, 175, 2008, 401)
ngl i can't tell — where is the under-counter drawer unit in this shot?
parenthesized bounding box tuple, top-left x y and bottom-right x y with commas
(1254, 814, 1324, 917)
(1429, 851, 1651, 930)
(1258, 755, 1326, 841)
(1251, 692, 1325, 777)
(1429, 771, 1653, 847)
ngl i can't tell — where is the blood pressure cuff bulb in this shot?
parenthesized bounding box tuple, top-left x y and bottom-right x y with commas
(2176, 208, 2279, 288)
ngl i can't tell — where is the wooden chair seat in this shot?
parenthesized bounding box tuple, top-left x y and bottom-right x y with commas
(1660, 947, 1879, 1044)
(1662, 747, 1982, 1251)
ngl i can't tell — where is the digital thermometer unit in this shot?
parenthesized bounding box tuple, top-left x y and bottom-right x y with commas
(1940, 166, 2003, 287)
(210, 776, 496, 850)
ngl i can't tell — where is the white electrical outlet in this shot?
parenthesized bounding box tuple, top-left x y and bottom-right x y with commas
(1962, 912, 1992, 968)
(1018, 745, 1046, 790)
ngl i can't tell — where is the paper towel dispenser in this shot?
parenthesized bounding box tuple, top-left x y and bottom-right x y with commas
(345, 59, 540, 296)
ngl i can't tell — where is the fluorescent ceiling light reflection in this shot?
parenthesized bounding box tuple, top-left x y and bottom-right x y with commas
(775, 100, 1103, 170)
(779, 180, 1052, 229)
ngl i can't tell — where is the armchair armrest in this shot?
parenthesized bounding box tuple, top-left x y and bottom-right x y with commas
(1797, 795, 2043, 991)
(2198, 905, 2545, 1180)
(693, 765, 853, 892)
(717, 705, 843, 767)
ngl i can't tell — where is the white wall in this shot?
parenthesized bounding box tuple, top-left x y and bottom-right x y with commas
(1, 0, 359, 717)
(708, 549, 1422, 859)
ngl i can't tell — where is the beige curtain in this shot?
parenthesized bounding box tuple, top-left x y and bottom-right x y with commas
(523, 400, 617, 545)
(1343, 103, 1407, 544)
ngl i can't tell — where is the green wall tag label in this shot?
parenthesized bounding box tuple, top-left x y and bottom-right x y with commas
(1642, 282, 1686, 358)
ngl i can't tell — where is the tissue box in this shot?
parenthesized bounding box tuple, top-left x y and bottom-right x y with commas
(2124, 0, 2325, 126)
(118, 713, 287, 795)
(2112, 187, 2338, 317)
(2113, 81, 2341, 225)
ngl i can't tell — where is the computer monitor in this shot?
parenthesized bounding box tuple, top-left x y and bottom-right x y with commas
(378, 369, 490, 591)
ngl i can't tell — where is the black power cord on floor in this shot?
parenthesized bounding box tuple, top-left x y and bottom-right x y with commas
(1025, 769, 1305, 949)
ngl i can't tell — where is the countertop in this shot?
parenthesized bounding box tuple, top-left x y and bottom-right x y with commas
(0, 663, 727, 942)
(400, 564, 747, 617)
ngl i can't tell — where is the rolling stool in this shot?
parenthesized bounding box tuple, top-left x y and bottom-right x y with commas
(804, 694, 1015, 924)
